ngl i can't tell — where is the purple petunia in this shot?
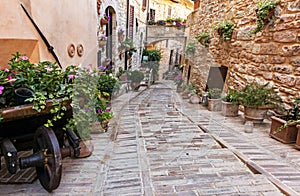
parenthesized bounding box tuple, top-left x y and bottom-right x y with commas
(98, 66, 108, 71)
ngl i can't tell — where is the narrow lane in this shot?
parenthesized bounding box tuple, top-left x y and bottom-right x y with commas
(102, 82, 284, 195)
(0, 81, 286, 195)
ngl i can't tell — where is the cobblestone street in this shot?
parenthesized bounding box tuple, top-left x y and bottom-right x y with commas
(1, 81, 299, 195)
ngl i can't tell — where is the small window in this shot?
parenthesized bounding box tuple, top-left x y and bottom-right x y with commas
(142, 0, 147, 10)
(168, 6, 172, 17)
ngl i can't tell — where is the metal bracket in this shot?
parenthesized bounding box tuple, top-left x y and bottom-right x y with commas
(1, 139, 18, 174)
(65, 128, 80, 157)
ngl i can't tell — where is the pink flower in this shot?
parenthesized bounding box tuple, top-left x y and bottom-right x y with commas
(7, 74, 16, 84)
(97, 109, 102, 114)
(105, 109, 111, 113)
(46, 67, 53, 72)
(4, 68, 9, 72)
(21, 56, 29, 61)
(68, 74, 75, 79)
(0, 86, 4, 95)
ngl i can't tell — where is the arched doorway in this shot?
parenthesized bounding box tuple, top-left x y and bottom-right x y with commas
(104, 7, 116, 61)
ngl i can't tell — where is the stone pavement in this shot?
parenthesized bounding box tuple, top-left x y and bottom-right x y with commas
(0, 81, 299, 195)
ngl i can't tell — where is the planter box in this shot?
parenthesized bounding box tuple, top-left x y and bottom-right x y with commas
(222, 101, 239, 117)
(269, 116, 298, 144)
(208, 98, 221, 111)
(244, 105, 272, 123)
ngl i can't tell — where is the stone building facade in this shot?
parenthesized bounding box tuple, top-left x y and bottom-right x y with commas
(99, 0, 193, 76)
(0, 0, 98, 69)
(186, 0, 300, 104)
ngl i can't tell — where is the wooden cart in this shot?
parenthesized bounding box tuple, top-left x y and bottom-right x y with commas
(0, 100, 80, 192)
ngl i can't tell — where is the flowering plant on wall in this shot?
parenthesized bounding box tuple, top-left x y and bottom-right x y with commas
(214, 20, 235, 41)
(98, 33, 107, 41)
(103, 13, 111, 21)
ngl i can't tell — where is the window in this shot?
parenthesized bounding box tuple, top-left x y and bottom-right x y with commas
(168, 6, 172, 17)
(142, 0, 147, 10)
(147, 8, 155, 22)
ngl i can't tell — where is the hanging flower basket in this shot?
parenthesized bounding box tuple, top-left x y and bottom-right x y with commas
(99, 40, 107, 47)
(100, 18, 108, 26)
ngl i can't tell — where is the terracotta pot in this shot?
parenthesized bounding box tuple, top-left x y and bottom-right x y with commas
(181, 92, 190, 99)
(99, 40, 107, 47)
(208, 98, 222, 111)
(100, 18, 108, 26)
(120, 73, 127, 81)
(176, 86, 183, 93)
(101, 120, 109, 132)
(190, 94, 201, 104)
(244, 105, 272, 123)
(118, 33, 124, 43)
(222, 101, 239, 117)
(269, 116, 298, 144)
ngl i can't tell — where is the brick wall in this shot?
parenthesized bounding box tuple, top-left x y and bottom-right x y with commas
(187, 0, 300, 104)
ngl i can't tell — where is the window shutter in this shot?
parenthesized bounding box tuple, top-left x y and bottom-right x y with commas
(129, 5, 134, 39)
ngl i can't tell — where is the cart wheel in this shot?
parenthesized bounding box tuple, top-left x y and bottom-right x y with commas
(33, 126, 62, 192)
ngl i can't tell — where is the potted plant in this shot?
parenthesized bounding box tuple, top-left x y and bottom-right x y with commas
(250, 0, 278, 35)
(196, 32, 210, 48)
(222, 89, 240, 117)
(190, 88, 202, 104)
(270, 98, 299, 144)
(174, 72, 184, 92)
(239, 82, 282, 123)
(181, 84, 194, 99)
(165, 17, 174, 26)
(185, 41, 196, 56)
(118, 28, 125, 43)
(127, 70, 144, 91)
(100, 13, 111, 26)
(207, 88, 222, 111)
(98, 33, 107, 47)
(214, 20, 235, 41)
(157, 20, 166, 26)
(97, 74, 120, 100)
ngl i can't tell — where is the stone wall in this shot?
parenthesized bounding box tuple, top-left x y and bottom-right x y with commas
(187, 0, 300, 104)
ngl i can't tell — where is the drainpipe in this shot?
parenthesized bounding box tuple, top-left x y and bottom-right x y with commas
(145, 0, 150, 44)
(125, 0, 129, 70)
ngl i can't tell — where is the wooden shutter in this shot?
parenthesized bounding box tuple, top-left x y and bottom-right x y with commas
(129, 5, 134, 39)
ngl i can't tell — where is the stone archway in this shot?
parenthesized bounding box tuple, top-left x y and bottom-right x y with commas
(147, 39, 185, 81)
